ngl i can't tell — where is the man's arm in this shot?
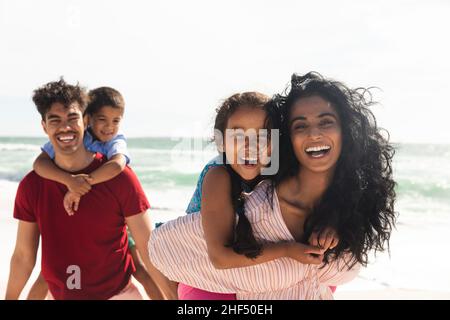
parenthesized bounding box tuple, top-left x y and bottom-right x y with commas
(5, 221, 40, 300)
(126, 212, 178, 300)
(26, 272, 49, 300)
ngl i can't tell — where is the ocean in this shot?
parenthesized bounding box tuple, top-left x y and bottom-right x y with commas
(0, 136, 218, 223)
(1, 136, 449, 221)
(1, 137, 450, 293)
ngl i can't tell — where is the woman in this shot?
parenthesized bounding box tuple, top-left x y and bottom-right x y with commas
(149, 72, 396, 299)
(177, 91, 330, 300)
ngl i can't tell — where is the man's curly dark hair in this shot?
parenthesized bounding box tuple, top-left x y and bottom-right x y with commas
(32, 77, 88, 120)
(274, 72, 397, 268)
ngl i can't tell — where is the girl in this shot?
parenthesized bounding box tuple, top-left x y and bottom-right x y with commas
(149, 73, 396, 299)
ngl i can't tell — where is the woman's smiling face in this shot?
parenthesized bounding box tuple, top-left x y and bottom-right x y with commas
(289, 95, 342, 173)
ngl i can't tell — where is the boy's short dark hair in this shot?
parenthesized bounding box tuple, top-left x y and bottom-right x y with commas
(32, 78, 89, 121)
(86, 87, 125, 116)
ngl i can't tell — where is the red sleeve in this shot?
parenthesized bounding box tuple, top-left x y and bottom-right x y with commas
(111, 166, 150, 217)
(13, 172, 38, 222)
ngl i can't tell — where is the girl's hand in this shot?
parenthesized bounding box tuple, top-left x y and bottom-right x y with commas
(308, 227, 339, 251)
(67, 174, 92, 195)
(63, 191, 81, 216)
(286, 242, 325, 265)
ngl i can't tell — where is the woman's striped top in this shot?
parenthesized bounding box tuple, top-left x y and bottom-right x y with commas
(149, 180, 360, 300)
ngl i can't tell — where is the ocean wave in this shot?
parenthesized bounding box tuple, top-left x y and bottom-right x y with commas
(130, 148, 216, 157)
(0, 143, 41, 152)
(0, 171, 26, 182)
(396, 179, 450, 202)
(150, 206, 175, 211)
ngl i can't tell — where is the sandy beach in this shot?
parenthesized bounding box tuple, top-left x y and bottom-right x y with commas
(335, 288, 450, 300)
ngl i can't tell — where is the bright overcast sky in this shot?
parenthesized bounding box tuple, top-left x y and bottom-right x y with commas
(1, 0, 449, 143)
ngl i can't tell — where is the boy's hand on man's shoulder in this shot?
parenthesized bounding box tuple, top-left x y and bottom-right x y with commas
(67, 174, 92, 195)
(63, 191, 82, 216)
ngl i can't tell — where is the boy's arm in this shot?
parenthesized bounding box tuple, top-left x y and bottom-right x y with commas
(5, 221, 40, 300)
(86, 154, 126, 185)
(126, 212, 178, 300)
(33, 152, 91, 195)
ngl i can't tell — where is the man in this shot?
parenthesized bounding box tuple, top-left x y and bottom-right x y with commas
(5, 79, 171, 300)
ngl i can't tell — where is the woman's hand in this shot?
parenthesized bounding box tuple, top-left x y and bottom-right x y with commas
(308, 227, 339, 251)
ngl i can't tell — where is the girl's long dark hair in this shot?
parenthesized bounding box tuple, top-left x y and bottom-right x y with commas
(275, 72, 397, 267)
(213, 92, 280, 259)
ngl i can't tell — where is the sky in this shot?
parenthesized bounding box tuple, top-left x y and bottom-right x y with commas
(1, 0, 449, 143)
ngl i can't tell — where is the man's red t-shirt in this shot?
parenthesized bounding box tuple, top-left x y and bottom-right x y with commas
(13, 153, 150, 300)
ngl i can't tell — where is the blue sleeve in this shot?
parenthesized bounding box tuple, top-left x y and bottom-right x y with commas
(41, 141, 55, 159)
(185, 157, 223, 214)
(104, 134, 131, 164)
(185, 184, 202, 214)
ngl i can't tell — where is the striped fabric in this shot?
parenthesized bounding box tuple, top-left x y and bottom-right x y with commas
(149, 180, 360, 300)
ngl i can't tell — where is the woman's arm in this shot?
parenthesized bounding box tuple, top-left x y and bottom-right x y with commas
(201, 167, 323, 269)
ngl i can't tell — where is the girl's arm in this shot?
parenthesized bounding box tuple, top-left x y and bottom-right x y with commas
(309, 227, 339, 250)
(86, 154, 127, 185)
(33, 152, 91, 195)
(316, 254, 361, 286)
(201, 166, 323, 270)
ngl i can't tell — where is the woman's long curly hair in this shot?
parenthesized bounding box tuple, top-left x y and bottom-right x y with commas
(274, 72, 397, 267)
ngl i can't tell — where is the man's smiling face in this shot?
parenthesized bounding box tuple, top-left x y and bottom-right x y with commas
(41, 102, 86, 156)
